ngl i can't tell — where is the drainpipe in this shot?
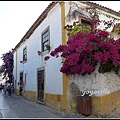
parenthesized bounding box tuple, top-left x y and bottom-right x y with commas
(15, 50, 18, 93)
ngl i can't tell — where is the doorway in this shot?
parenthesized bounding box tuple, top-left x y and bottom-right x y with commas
(19, 72, 23, 95)
(20, 72, 23, 82)
(37, 70, 44, 103)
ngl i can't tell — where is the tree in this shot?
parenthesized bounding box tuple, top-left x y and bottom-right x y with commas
(1, 51, 14, 82)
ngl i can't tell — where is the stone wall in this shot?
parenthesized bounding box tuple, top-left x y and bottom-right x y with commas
(67, 63, 120, 113)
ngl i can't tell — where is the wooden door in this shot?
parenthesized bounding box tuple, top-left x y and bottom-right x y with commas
(37, 70, 44, 102)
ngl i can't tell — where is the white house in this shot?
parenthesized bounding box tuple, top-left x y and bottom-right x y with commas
(12, 1, 120, 114)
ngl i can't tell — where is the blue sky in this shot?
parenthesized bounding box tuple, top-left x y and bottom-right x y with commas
(0, 1, 120, 65)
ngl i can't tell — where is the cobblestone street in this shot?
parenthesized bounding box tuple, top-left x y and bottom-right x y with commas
(0, 91, 93, 118)
(0, 90, 119, 119)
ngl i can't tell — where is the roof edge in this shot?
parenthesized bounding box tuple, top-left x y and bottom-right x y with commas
(12, 1, 120, 53)
(12, 1, 58, 52)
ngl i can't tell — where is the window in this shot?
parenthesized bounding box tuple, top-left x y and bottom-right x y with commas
(79, 16, 91, 27)
(20, 72, 23, 82)
(23, 47, 27, 61)
(81, 19, 91, 26)
(41, 28, 50, 52)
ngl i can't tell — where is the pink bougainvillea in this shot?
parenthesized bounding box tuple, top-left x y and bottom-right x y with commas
(44, 56, 50, 61)
(44, 19, 120, 76)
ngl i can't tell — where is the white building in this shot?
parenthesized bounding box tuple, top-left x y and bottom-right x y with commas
(12, 1, 120, 114)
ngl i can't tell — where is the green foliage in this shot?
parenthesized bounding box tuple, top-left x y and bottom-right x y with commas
(70, 25, 81, 37)
(64, 21, 91, 38)
(111, 23, 120, 34)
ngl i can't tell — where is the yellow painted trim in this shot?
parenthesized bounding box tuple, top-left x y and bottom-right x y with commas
(45, 2, 70, 112)
(23, 90, 37, 101)
(14, 89, 37, 102)
(14, 88, 19, 95)
(59, 1, 69, 111)
(92, 90, 120, 113)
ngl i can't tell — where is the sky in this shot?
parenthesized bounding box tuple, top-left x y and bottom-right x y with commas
(0, 1, 120, 65)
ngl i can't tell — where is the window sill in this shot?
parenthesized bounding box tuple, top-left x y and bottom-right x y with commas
(41, 50, 50, 56)
(22, 59, 27, 63)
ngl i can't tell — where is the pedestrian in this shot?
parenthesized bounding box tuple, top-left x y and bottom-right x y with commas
(11, 83, 14, 93)
(19, 81, 23, 95)
(8, 85, 11, 96)
(2, 84, 4, 91)
(3, 84, 8, 95)
(0, 83, 3, 91)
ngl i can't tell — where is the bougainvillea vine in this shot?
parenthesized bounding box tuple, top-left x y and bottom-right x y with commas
(44, 19, 120, 76)
(1, 51, 14, 82)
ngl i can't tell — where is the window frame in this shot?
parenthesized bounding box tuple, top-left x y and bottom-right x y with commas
(23, 46, 27, 62)
(78, 16, 91, 26)
(41, 26, 50, 52)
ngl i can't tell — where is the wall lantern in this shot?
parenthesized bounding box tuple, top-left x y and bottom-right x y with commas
(37, 51, 41, 55)
(20, 61, 23, 63)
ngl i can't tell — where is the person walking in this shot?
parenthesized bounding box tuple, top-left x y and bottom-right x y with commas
(3, 83, 8, 95)
(0, 83, 3, 91)
(8, 84, 12, 96)
(11, 83, 14, 93)
(19, 81, 23, 95)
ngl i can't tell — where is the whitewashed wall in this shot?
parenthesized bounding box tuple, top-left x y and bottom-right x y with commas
(44, 4, 63, 94)
(13, 51, 17, 88)
(68, 63, 120, 97)
(13, 3, 63, 94)
(65, 1, 120, 31)
(96, 14, 120, 32)
(13, 1, 120, 96)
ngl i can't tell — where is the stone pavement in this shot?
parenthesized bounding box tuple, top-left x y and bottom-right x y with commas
(94, 106, 120, 118)
(0, 91, 19, 118)
(0, 90, 90, 118)
(0, 90, 119, 118)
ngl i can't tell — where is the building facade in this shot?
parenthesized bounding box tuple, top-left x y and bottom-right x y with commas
(12, 1, 120, 114)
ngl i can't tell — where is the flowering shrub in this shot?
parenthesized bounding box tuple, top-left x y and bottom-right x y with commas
(1, 51, 14, 80)
(44, 56, 50, 61)
(44, 19, 120, 76)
